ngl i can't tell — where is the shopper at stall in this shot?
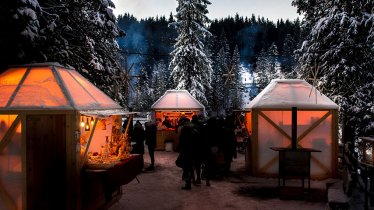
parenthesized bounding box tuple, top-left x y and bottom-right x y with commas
(201, 116, 218, 186)
(145, 121, 157, 171)
(177, 118, 195, 190)
(162, 116, 173, 128)
(191, 115, 204, 185)
(222, 114, 237, 176)
(131, 121, 145, 155)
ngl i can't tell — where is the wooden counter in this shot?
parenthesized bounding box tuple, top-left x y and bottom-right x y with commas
(156, 129, 179, 151)
(81, 155, 143, 210)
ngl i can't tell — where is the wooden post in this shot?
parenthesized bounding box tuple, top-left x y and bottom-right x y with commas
(80, 117, 98, 169)
(252, 109, 258, 176)
(291, 107, 297, 150)
(331, 109, 339, 178)
(21, 114, 27, 210)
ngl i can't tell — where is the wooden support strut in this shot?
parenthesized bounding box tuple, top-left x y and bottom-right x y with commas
(0, 116, 21, 154)
(122, 114, 133, 140)
(258, 111, 291, 140)
(0, 116, 21, 210)
(258, 110, 332, 174)
(80, 118, 98, 169)
(0, 179, 17, 210)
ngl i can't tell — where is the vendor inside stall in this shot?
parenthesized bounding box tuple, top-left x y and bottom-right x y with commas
(154, 111, 199, 150)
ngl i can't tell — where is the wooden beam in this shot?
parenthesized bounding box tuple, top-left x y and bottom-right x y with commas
(80, 118, 98, 169)
(21, 114, 26, 210)
(251, 110, 258, 175)
(297, 111, 331, 143)
(258, 156, 278, 172)
(123, 114, 133, 138)
(311, 155, 331, 174)
(0, 116, 21, 154)
(331, 110, 339, 178)
(258, 111, 291, 141)
(295, 143, 331, 174)
(0, 180, 17, 210)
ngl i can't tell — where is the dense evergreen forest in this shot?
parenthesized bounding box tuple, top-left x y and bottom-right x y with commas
(116, 13, 301, 76)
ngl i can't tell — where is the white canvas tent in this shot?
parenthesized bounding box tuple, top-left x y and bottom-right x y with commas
(151, 89, 205, 126)
(151, 90, 205, 150)
(151, 89, 205, 111)
(0, 63, 128, 210)
(244, 79, 339, 179)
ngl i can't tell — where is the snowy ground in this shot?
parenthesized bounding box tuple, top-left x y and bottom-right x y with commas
(109, 150, 368, 210)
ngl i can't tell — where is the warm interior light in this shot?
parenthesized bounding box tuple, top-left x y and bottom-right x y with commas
(90, 117, 94, 126)
(80, 116, 85, 127)
(85, 118, 90, 131)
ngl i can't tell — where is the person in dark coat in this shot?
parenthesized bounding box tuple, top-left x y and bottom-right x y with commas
(222, 114, 237, 176)
(178, 118, 196, 190)
(191, 115, 204, 185)
(145, 121, 157, 170)
(162, 116, 172, 128)
(131, 121, 145, 155)
(200, 116, 218, 186)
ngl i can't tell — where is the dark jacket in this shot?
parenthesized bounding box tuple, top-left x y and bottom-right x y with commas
(131, 122, 145, 154)
(145, 122, 157, 148)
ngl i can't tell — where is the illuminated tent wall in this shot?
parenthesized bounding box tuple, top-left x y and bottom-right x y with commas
(0, 63, 123, 210)
(151, 90, 205, 150)
(151, 89, 205, 121)
(244, 79, 339, 179)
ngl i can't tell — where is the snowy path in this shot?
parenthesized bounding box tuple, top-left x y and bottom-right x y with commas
(109, 151, 327, 210)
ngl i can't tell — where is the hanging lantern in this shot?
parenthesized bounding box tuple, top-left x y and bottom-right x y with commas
(85, 118, 90, 131)
(80, 116, 85, 128)
(90, 117, 94, 126)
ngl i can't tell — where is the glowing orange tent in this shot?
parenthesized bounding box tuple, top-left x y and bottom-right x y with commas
(151, 90, 205, 150)
(0, 63, 129, 210)
(244, 79, 339, 179)
(0, 63, 122, 111)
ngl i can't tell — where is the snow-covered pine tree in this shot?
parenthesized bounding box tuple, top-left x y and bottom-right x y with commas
(207, 30, 230, 114)
(151, 61, 169, 102)
(132, 67, 153, 111)
(268, 42, 284, 79)
(292, 0, 374, 140)
(282, 33, 298, 77)
(254, 49, 271, 92)
(169, 0, 213, 105)
(208, 46, 226, 115)
(230, 45, 243, 110)
(0, 0, 42, 69)
(255, 43, 284, 92)
(42, 0, 126, 105)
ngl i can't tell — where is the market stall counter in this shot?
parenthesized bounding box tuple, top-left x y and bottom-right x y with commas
(156, 128, 179, 151)
(151, 90, 206, 151)
(81, 154, 143, 210)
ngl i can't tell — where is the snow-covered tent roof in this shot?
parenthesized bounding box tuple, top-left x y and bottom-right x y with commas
(0, 63, 123, 111)
(151, 90, 205, 110)
(245, 79, 339, 110)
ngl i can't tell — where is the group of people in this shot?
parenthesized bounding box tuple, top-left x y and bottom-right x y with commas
(177, 114, 238, 190)
(124, 113, 242, 190)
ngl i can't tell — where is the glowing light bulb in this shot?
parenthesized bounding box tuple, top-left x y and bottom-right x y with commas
(85, 118, 90, 131)
(90, 117, 94, 126)
(80, 117, 85, 127)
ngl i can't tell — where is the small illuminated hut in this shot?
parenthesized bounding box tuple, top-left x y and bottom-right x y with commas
(0, 63, 130, 210)
(151, 90, 205, 150)
(244, 79, 339, 179)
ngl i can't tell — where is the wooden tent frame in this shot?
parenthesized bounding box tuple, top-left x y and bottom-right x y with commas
(0, 110, 79, 210)
(248, 108, 339, 179)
